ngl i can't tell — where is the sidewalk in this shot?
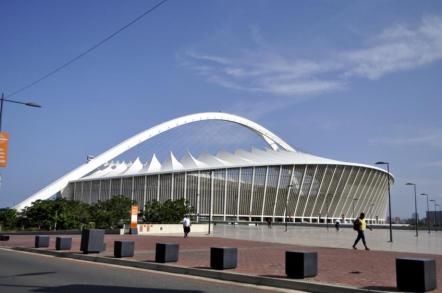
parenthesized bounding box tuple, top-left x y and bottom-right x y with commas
(1, 233, 441, 292)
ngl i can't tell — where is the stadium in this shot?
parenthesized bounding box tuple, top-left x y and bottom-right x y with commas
(15, 112, 393, 224)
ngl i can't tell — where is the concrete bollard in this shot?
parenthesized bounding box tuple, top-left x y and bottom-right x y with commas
(285, 251, 318, 279)
(396, 257, 437, 292)
(210, 247, 237, 270)
(35, 235, 50, 248)
(55, 237, 72, 250)
(80, 229, 105, 254)
(155, 243, 179, 263)
(0, 235, 10, 241)
(114, 240, 135, 258)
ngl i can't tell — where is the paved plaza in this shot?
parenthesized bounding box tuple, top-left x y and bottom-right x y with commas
(1, 226, 441, 292)
(212, 224, 442, 255)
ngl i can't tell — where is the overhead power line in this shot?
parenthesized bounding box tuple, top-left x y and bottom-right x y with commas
(7, 0, 168, 98)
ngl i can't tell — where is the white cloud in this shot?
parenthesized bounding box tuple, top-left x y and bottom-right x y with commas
(182, 16, 442, 97)
(344, 16, 442, 79)
(185, 50, 345, 97)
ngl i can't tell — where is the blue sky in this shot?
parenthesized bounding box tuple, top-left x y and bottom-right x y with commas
(1, 0, 441, 218)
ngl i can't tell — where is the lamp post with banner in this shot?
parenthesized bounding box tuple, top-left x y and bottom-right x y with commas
(375, 161, 393, 243)
(0, 93, 41, 168)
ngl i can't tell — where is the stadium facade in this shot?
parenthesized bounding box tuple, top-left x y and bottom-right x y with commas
(15, 112, 393, 224)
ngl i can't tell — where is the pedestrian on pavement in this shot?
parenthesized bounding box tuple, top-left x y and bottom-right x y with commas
(182, 215, 191, 238)
(352, 212, 372, 250)
(334, 219, 340, 231)
(266, 217, 272, 229)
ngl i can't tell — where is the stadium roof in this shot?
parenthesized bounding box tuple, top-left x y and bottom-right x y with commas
(77, 148, 387, 181)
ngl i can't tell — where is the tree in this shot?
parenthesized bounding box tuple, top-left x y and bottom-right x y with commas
(18, 198, 91, 230)
(90, 195, 134, 229)
(55, 200, 91, 230)
(143, 198, 195, 224)
(20, 199, 55, 230)
(0, 208, 17, 230)
(2, 196, 135, 231)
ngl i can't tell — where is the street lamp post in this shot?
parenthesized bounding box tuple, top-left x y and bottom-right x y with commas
(421, 193, 430, 233)
(405, 183, 418, 237)
(375, 161, 393, 242)
(0, 93, 41, 132)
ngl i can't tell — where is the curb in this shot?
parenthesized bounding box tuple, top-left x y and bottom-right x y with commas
(12, 247, 395, 293)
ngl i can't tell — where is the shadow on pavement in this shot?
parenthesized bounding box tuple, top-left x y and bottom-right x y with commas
(0, 272, 56, 278)
(361, 286, 398, 292)
(15, 272, 56, 277)
(27, 284, 204, 293)
(259, 274, 286, 279)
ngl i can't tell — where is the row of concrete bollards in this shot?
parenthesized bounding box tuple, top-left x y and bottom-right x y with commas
(0, 231, 438, 292)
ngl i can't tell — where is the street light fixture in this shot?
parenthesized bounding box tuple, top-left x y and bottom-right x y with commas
(405, 182, 418, 237)
(375, 161, 393, 242)
(420, 193, 430, 233)
(0, 93, 42, 132)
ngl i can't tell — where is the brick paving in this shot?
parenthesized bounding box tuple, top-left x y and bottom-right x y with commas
(1, 234, 441, 292)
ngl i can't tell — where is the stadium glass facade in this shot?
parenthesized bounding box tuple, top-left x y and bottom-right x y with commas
(62, 163, 390, 224)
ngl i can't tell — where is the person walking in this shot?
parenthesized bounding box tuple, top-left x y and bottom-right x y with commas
(334, 219, 340, 231)
(182, 215, 191, 238)
(266, 217, 272, 229)
(352, 212, 372, 250)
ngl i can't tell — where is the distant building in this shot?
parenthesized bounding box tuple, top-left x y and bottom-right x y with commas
(426, 211, 442, 226)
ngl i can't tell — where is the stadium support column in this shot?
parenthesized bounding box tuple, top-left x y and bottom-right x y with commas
(310, 165, 328, 223)
(249, 167, 255, 222)
(236, 168, 242, 222)
(157, 175, 160, 201)
(319, 165, 337, 223)
(301, 165, 318, 221)
(272, 166, 283, 222)
(197, 171, 201, 223)
(293, 167, 307, 222)
(143, 176, 147, 210)
(223, 169, 227, 221)
(131, 177, 135, 201)
(284, 166, 295, 232)
(327, 166, 346, 223)
(89, 181, 92, 204)
(261, 167, 269, 222)
(171, 173, 174, 201)
(209, 171, 214, 234)
(183, 172, 187, 201)
(98, 180, 102, 201)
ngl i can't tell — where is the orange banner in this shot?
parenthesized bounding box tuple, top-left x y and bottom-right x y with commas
(130, 205, 139, 229)
(0, 132, 9, 168)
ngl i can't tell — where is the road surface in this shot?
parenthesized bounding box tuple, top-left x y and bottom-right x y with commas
(0, 248, 303, 293)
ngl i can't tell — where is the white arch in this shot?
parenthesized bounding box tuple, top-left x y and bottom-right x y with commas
(14, 112, 294, 210)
